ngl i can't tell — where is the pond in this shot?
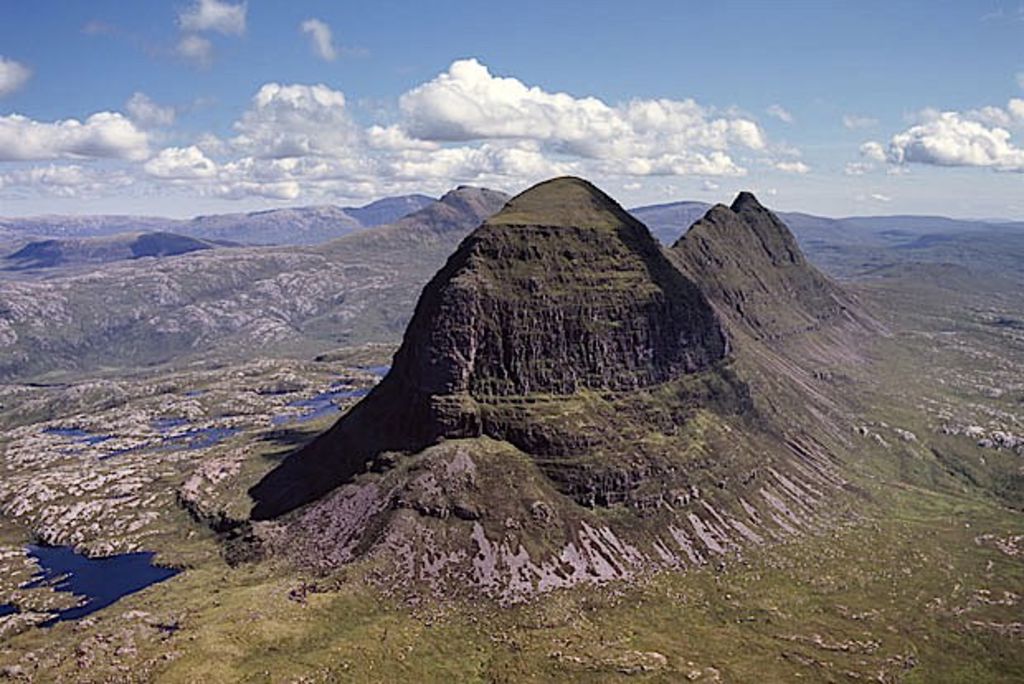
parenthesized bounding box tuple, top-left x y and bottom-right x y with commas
(42, 427, 112, 446)
(24, 544, 179, 626)
(271, 385, 371, 425)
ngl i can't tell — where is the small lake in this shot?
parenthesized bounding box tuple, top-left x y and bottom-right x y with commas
(24, 544, 179, 626)
(43, 427, 113, 446)
(271, 385, 371, 425)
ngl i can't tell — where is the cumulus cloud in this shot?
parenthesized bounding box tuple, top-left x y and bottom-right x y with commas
(179, 0, 247, 35)
(125, 92, 176, 128)
(0, 112, 149, 161)
(0, 56, 31, 97)
(398, 58, 765, 177)
(177, 35, 213, 67)
(766, 104, 793, 124)
(231, 83, 365, 160)
(860, 141, 886, 162)
(4, 59, 800, 205)
(774, 160, 809, 174)
(300, 19, 336, 61)
(144, 146, 217, 179)
(842, 114, 878, 130)
(1009, 98, 1024, 120)
(0, 164, 133, 197)
(886, 110, 1024, 171)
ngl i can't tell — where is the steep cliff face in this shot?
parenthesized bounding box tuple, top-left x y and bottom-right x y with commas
(393, 177, 728, 398)
(670, 192, 860, 341)
(248, 180, 871, 603)
(250, 177, 731, 519)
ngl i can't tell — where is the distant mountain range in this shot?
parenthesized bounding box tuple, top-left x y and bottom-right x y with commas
(0, 187, 508, 380)
(0, 194, 435, 247)
(3, 232, 227, 271)
(1, 184, 1022, 381)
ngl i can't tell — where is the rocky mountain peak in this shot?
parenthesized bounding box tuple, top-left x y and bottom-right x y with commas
(247, 178, 875, 604)
(729, 190, 766, 214)
(250, 177, 731, 519)
(486, 176, 635, 229)
(671, 192, 863, 340)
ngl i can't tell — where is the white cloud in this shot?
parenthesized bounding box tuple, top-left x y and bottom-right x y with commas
(179, 0, 247, 35)
(125, 92, 176, 128)
(0, 56, 31, 98)
(366, 124, 438, 151)
(7, 60, 796, 205)
(0, 164, 133, 198)
(397, 58, 765, 177)
(144, 146, 217, 179)
(844, 162, 873, 176)
(870, 193, 891, 202)
(1009, 98, 1024, 121)
(213, 180, 300, 200)
(177, 35, 213, 67)
(860, 141, 886, 161)
(700, 179, 720, 192)
(842, 114, 878, 130)
(231, 82, 365, 160)
(766, 104, 793, 124)
(0, 112, 149, 161)
(774, 160, 809, 174)
(300, 19, 336, 62)
(886, 110, 1024, 171)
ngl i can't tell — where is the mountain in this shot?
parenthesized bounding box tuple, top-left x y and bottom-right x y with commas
(250, 177, 730, 517)
(248, 178, 872, 602)
(341, 194, 435, 226)
(0, 194, 437, 247)
(181, 206, 364, 245)
(0, 187, 507, 381)
(633, 199, 1024, 281)
(669, 192, 869, 342)
(3, 232, 223, 271)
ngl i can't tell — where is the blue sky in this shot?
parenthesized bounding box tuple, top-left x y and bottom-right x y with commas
(0, 0, 1023, 218)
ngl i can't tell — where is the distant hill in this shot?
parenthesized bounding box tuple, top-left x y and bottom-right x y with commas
(0, 187, 508, 381)
(3, 232, 223, 271)
(0, 194, 436, 247)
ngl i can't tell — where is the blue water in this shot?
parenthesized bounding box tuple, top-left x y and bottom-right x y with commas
(24, 545, 178, 626)
(360, 365, 391, 377)
(43, 427, 112, 446)
(271, 385, 371, 425)
(151, 417, 190, 433)
(0, 603, 17, 617)
(98, 423, 237, 461)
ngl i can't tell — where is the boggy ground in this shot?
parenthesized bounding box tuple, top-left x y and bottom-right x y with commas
(0, 268, 1022, 681)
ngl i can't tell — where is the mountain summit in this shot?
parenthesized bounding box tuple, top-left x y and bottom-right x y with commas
(248, 180, 870, 602)
(251, 177, 729, 519)
(671, 191, 865, 342)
